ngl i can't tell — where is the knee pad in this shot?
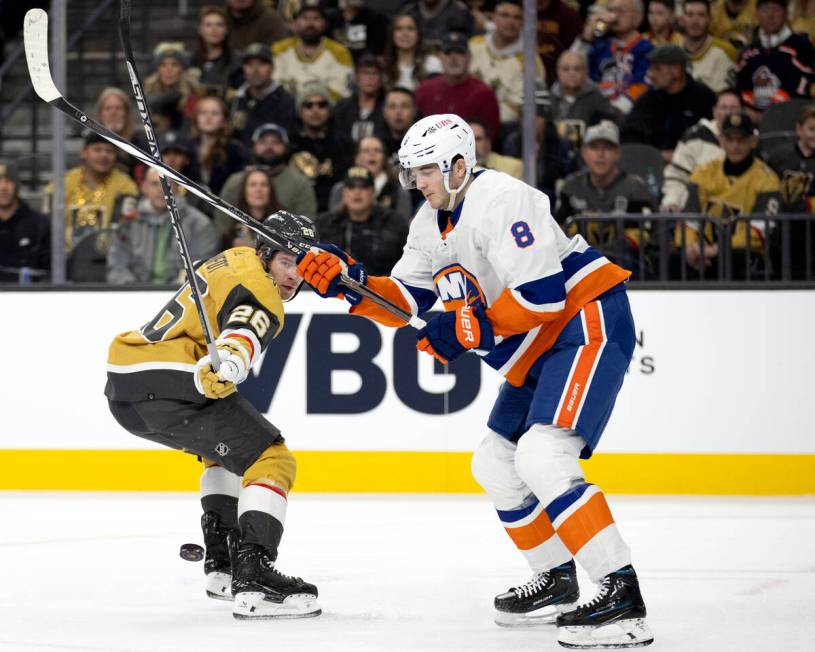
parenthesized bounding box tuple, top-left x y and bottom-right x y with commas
(243, 442, 297, 493)
(471, 431, 528, 508)
(513, 424, 585, 504)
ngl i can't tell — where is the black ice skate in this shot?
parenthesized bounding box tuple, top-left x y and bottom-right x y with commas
(494, 560, 579, 627)
(201, 512, 238, 601)
(556, 565, 654, 649)
(231, 543, 321, 619)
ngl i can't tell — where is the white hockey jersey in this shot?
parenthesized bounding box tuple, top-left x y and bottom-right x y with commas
(351, 170, 630, 386)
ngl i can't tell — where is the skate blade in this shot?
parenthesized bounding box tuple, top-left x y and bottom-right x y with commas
(205, 572, 233, 601)
(495, 601, 578, 628)
(558, 618, 654, 649)
(232, 591, 322, 620)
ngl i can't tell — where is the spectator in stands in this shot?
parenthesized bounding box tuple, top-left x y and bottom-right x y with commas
(106, 168, 216, 285)
(681, 0, 738, 94)
(469, 0, 545, 128)
(573, 0, 654, 114)
(225, 0, 288, 52)
(466, 0, 494, 35)
(328, 135, 413, 216)
(190, 5, 241, 98)
(710, 0, 756, 51)
(622, 45, 716, 160)
(0, 161, 50, 284)
(556, 120, 656, 274)
(144, 43, 199, 121)
(290, 81, 354, 212)
(503, 105, 578, 202)
(219, 123, 317, 232)
(190, 96, 250, 196)
(548, 51, 621, 150)
(54, 132, 139, 254)
(791, 0, 815, 42)
(273, 3, 354, 102)
(95, 87, 134, 143)
(415, 32, 501, 143)
(736, 0, 815, 114)
(95, 87, 137, 177)
(331, 0, 389, 61)
(661, 89, 742, 211)
(644, 0, 682, 45)
(159, 131, 200, 184)
(382, 13, 442, 91)
(400, 0, 474, 49)
(765, 104, 815, 277)
(537, 0, 584, 84)
(379, 87, 419, 161)
(224, 166, 283, 248)
(678, 112, 781, 276)
(333, 54, 387, 143)
(469, 118, 523, 179)
(230, 43, 297, 148)
(315, 166, 410, 275)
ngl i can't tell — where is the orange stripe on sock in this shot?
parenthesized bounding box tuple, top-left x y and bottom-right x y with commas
(556, 302, 604, 430)
(556, 492, 615, 555)
(505, 509, 556, 550)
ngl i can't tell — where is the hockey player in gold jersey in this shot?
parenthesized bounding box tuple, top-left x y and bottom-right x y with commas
(105, 211, 321, 620)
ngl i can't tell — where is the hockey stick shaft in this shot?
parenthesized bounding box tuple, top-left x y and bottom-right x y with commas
(24, 9, 423, 329)
(118, 0, 220, 370)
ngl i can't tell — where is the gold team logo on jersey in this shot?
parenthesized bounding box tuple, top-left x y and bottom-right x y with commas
(782, 170, 814, 205)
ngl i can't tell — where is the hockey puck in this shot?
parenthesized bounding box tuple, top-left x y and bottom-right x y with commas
(179, 543, 204, 562)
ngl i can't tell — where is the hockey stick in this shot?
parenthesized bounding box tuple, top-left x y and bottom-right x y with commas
(118, 0, 220, 370)
(23, 8, 424, 328)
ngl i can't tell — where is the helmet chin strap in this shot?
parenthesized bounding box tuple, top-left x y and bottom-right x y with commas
(442, 167, 472, 212)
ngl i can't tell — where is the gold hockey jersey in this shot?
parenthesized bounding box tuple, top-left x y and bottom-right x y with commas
(105, 247, 284, 402)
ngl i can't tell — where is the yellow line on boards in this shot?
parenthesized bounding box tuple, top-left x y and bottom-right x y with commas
(1, 450, 813, 495)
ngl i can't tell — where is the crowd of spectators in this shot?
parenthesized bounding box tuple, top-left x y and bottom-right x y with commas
(1, 0, 814, 285)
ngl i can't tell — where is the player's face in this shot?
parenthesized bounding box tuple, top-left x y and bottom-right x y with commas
(268, 252, 301, 300)
(681, 2, 710, 39)
(392, 15, 419, 50)
(721, 132, 755, 164)
(413, 164, 447, 208)
(796, 117, 815, 152)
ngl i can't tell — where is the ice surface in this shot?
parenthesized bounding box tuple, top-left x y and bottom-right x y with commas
(1, 492, 813, 652)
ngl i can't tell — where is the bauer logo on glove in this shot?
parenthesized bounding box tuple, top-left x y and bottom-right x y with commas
(416, 304, 495, 364)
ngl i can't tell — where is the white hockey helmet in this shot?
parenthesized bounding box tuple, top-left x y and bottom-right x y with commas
(397, 114, 476, 210)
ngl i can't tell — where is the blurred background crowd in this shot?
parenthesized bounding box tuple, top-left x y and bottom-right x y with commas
(0, 0, 813, 285)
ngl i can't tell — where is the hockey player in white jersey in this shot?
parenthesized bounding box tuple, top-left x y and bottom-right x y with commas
(296, 114, 653, 648)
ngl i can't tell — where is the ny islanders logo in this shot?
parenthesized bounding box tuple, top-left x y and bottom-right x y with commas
(433, 264, 486, 310)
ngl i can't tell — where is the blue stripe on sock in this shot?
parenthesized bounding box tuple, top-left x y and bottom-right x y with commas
(496, 494, 540, 523)
(545, 483, 593, 524)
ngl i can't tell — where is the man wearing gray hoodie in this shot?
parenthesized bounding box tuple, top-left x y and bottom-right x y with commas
(107, 167, 218, 285)
(547, 51, 621, 148)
